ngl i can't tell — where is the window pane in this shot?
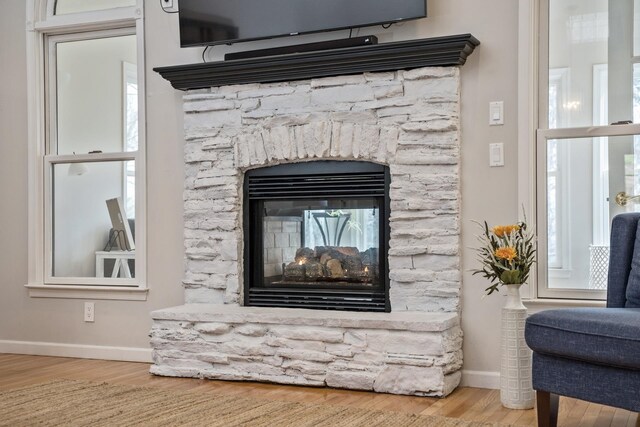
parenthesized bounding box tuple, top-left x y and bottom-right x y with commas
(549, 0, 635, 128)
(52, 160, 135, 279)
(634, 0, 640, 56)
(56, 35, 137, 155)
(54, 0, 135, 15)
(545, 135, 639, 291)
(261, 200, 381, 289)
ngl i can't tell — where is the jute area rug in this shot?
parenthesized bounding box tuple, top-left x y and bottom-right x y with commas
(0, 380, 504, 427)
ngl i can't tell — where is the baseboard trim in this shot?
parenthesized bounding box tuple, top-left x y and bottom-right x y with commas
(0, 340, 153, 363)
(460, 370, 500, 389)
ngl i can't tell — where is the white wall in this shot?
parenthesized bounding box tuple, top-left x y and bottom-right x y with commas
(0, 0, 519, 384)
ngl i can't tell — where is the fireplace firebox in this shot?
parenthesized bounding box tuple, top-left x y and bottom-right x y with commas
(244, 161, 390, 312)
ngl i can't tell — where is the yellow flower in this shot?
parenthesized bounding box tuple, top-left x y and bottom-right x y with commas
(495, 246, 517, 261)
(492, 225, 521, 238)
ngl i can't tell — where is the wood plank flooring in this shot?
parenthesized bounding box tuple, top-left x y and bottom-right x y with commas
(0, 353, 637, 426)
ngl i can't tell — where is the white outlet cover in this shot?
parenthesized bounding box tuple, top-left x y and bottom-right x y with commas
(84, 302, 95, 322)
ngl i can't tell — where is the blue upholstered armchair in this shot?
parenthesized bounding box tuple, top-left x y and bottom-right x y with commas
(525, 212, 640, 427)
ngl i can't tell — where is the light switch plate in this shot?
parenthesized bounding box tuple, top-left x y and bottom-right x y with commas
(489, 101, 504, 126)
(489, 143, 504, 167)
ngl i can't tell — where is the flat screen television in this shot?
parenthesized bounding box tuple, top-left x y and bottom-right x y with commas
(178, 0, 427, 48)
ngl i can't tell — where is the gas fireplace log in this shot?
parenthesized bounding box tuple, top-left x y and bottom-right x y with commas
(326, 259, 344, 278)
(283, 263, 305, 281)
(282, 246, 379, 283)
(304, 261, 324, 280)
(294, 247, 314, 263)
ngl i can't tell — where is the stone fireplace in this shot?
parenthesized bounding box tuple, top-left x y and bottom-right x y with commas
(151, 35, 478, 397)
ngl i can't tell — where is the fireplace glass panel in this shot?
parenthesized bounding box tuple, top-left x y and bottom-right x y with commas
(261, 198, 381, 289)
(244, 160, 389, 311)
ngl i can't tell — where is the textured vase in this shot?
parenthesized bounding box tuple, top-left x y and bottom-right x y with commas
(500, 283, 535, 409)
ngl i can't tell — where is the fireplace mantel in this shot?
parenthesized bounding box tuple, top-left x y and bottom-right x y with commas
(154, 34, 479, 90)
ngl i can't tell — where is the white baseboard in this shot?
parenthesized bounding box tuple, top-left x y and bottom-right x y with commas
(460, 370, 500, 389)
(0, 340, 153, 363)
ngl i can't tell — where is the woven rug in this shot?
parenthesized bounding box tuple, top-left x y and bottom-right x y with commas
(0, 380, 502, 427)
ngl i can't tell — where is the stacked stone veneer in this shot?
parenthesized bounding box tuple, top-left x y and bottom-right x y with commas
(151, 66, 463, 397)
(152, 305, 462, 396)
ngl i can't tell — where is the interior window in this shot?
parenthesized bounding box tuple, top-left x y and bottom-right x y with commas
(26, 0, 145, 296)
(538, 0, 640, 299)
(45, 29, 140, 285)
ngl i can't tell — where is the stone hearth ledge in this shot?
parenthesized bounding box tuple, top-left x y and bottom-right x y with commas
(150, 305, 463, 397)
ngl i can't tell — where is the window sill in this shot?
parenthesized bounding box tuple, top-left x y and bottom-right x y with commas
(25, 284, 148, 301)
(523, 298, 606, 314)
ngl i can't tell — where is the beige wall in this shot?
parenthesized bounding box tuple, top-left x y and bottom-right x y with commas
(0, 0, 520, 381)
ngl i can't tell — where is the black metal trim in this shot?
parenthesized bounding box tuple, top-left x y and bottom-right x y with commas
(155, 34, 480, 90)
(383, 165, 392, 312)
(243, 161, 391, 312)
(248, 288, 387, 312)
(247, 174, 386, 199)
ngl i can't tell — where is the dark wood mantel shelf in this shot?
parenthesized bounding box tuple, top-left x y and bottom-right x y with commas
(154, 34, 480, 91)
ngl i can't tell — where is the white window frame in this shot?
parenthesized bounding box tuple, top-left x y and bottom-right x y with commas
(122, 61, 137, 219)
(25, 0, 147, 300)
(536, 125, 640, 300)
(519, 0, 638, 303)
(546, 68, 571, 273)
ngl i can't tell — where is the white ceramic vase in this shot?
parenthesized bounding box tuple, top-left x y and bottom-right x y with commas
(500, 283, 535, 409)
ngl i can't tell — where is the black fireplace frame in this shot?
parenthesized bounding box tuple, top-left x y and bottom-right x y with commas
(243, 161, 390, 312)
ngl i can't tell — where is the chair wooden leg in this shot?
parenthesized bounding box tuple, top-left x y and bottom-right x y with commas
(536, 391, 559, 427)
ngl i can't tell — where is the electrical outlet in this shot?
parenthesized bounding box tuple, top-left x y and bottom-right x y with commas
(84, 302, 95, 323)
(161, 0, 178, 13)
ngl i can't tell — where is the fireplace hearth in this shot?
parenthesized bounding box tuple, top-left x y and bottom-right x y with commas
(244, 161, 390, 312)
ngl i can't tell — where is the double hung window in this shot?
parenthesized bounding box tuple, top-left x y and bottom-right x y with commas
(537, 0, 640, 299)
(26, 0, 146, 298)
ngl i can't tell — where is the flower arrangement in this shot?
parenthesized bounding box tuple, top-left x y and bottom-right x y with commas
(472, 220, 536, 295)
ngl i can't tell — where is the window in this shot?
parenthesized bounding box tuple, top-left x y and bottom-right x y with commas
(26, 0, 146, 299)
(54, 0, 135, 15)
(536, 0, 640, 299)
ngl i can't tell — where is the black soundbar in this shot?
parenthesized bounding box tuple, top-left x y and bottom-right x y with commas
(224, 35, 378, 61)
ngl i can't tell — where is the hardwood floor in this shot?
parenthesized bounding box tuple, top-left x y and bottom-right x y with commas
(0, 353, 637, 426)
